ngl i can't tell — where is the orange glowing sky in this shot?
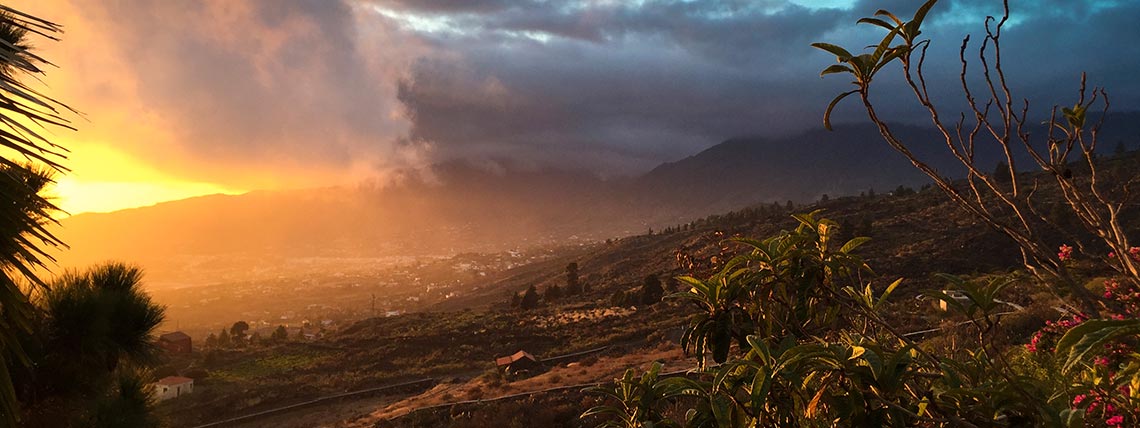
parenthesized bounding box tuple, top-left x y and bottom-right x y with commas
(8, 0, 238, 215)
(8, 0, 420, 215)
(4, 2, 211, 214)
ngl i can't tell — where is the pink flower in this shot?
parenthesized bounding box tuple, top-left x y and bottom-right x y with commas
(1073, 394, 1087, 405)
(1058, 244, 1074, 261)
(1106, 415, 1124, 426)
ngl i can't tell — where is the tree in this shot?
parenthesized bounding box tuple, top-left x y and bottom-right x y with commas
(228, 321, 248, 342)
(566, 262, 581, 295)
(994, 160, 1012, 183)
(87, 373, 159, 428)
(816, 0, 1134, 314)
(640, 274, 664, 306)
(1114, 140, 1127, 155)
(585, 213, 1140, 427)
(248, 332, 263, 347)
(18, 263, 164, 427)
(204, 333, 218, 348)
(217, 329, 231, 348)
(520, 285, 539, 310)
(545, 284, 563, 301)
(270, 325, 288, 343)
(0, 7, 74, 423)
(820, 193, 829, 203)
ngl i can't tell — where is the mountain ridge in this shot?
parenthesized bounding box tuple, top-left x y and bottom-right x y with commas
(54, 113, 1140, 286)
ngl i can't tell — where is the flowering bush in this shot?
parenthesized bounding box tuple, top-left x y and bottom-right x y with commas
(1020, 251, 1140, 428)
(1106, 247, 1140, 263)
(1026, 313, 1087, 353)
(1059, 244, 1075, 262)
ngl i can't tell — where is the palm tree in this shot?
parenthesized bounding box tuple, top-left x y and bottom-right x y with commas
(20, 263, 165, 427)
(0, 6, 71, 425)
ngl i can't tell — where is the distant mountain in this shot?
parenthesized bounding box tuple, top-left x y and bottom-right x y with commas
(634, 112, 1140, 215)
(52, 112, 1140, 287)
(633, 124, 942, 214)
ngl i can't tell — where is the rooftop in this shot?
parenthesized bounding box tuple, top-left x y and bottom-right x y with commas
(495, 350, 537, 366)
(159, 331, 191, 342)
(156, 376, 194, 386)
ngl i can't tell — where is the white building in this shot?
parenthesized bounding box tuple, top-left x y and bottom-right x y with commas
(939, 290, 972, 312)
(153, 376, 194, 401)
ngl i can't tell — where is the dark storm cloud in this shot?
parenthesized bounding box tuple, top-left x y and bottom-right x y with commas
(838, 0, 1140, 126)
(390, 0, 851, 171)
(51, 0, 1140, 181)
(387, 0, 1140, 173)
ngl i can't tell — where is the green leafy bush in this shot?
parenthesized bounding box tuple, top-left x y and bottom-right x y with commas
(583, 213, 1139, 427)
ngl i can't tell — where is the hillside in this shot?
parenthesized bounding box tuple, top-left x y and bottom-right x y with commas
(52, 113, 1140, 288)
(154, 149, 1140, 427)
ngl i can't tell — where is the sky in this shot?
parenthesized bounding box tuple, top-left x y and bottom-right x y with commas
(8, 0, 1140, 214)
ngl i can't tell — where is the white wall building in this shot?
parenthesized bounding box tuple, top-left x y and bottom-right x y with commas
(154, 376, 194, 401)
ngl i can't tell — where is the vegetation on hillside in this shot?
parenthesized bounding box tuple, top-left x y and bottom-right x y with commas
(582, 1, 1140, 427)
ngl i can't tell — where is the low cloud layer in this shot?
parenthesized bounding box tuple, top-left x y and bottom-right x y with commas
(15, 0, 1140, 186)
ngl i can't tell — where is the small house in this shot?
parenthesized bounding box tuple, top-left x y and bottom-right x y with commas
(158, 331, 192, 354)
(495, 350, 540, 375)
(153, 376, 194, 401)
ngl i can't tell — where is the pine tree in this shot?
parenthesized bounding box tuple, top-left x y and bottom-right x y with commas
(520, 285, 539, 310)
(641, 274, 664, 306)
(271, 325, 288, 343)
(994, 160, 1012, 183)
(566, 262, 581, 295)
(218, 328, 231, 348)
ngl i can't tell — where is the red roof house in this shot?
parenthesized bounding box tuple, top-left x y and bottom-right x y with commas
(153, 376, 194, 401)
(495, 350, 540, 375)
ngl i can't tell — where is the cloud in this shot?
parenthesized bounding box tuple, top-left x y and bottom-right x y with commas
(11, 0, 1140, 186)
(13, 0, 431, 188)
(384, 0, 1140, 174)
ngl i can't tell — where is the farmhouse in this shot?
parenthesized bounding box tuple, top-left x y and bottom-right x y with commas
(158, 331, 192, 354)
(495, 350, 540, 375)
(153, 376, 194, 401)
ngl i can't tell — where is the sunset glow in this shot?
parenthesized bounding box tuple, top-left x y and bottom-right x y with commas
(49, 144, 240, 215)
